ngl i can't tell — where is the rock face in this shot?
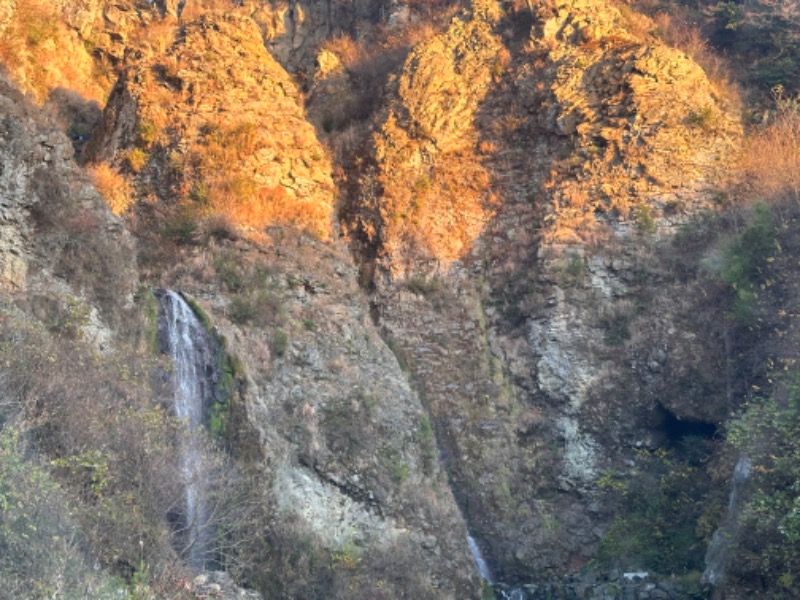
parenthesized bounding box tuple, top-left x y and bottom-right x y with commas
(86, 11, 335, 237)
(339, 0, 743, 582)
(357, 0, 504, 269)
(524, 0, 741, 243)
(256, 0, 395, 69)
(161, 229, 481, 597)
(0, 72, 136, 320)
(0, 0, 776, 596)
(82, 6, 481, 598)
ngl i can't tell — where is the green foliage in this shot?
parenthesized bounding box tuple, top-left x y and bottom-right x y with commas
(415, 416, 437, 474)
(228, 296, 258, 324)
(560, 252, 586, 286)
(136, 119, 159, 147)
(719, 202, 778, 324)
(380, 447, 410, 485)
(595, 449, 713, 574)
(727, 376, 800, 592)
(633, 202, 658, 234)
(482, 581, 498, 599)
(0, 427, 94, 597)
(161, 207, 199, 245)
(270, 329, 289, 358)
(181, 293, 212, 329)
(686, 105, 718, 131)
(214, 249, 245, 292)
(406, 274, 441, 297)
(598, 310, 631, 346)
(331, 540, 362, 570)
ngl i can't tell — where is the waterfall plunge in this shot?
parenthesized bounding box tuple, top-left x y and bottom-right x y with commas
(159, 290, 217, 571)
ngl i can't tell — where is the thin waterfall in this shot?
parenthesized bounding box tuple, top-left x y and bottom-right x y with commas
(702, 456, 752, 586)
(467, 535, 494, 584)
(158, 290, 217, 571)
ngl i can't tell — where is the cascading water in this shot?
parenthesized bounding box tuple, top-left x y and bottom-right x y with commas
(702, 455, 752, 586)
(158, 290, 218, 571)
(467, 535, 494, 584)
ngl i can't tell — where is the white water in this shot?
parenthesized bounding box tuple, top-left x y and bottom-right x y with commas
(702, 456, 752, 586)
(160, 290, 215, 570)
(467, 535, 494, 584)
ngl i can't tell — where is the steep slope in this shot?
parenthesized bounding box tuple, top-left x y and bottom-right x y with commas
(81, 7, 482, 598)
(338, 0, 743, 583)
(85, 12, 335, 239)
(10, 0, 800, 596)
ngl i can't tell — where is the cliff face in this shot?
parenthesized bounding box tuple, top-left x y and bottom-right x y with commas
(339, 0, 743, 582)
(2, 0, 794, 596)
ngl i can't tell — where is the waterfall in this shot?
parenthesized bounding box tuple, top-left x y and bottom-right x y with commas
(467, 535, 494, 584)
(158, 290, 217, 571)
(702, 456, 752, 586)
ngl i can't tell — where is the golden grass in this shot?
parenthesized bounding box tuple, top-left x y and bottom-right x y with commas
(208, 179, 330, 239)
(87, 162, 135, 216)
(0, 0, 108, 103)
(741, 107, 800, 202)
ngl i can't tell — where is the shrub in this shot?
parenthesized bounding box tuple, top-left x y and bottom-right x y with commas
(741, 88, 800, 202)
(88, 162, 135, 215)
(726, 376, 800, 594)
(270, 329, 288, 358)
(596, 449, 713, 574)
(0, 427, 96, 598)
(719, 202, 777, 324)
(228, 296, 257, 324)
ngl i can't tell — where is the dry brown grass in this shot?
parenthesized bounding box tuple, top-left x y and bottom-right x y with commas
(741, 104, 800, 202)
(0, 0, 108, 103)
(208, 179, 330, 239)
(87, 162, 135, 216)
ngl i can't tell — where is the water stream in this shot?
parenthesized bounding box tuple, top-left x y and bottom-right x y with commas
(158, 290, 217, 571)
(702, 455, 752, 586)
(467, 534, 494, 584)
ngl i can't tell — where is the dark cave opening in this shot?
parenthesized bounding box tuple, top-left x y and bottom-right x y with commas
(654, 404, 718, 464)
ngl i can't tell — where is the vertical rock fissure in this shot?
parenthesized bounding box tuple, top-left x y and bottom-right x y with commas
(158, 289, 217, 571)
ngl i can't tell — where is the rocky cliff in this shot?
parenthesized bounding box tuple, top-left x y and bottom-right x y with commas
(336, 0, 742, 582)
(1, 0, 798, 597)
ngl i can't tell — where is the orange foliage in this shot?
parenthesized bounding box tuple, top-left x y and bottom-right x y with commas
(87, 162, 135, 216)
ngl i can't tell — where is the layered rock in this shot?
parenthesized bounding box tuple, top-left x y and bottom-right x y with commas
(0, 0, 110, 103)
(351, 0, 504, 270)
(0, 72, 136, 325)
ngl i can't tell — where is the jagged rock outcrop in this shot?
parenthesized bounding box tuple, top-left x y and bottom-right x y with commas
(87, 11, 335, 237)
(3, 0, 778, 594)
(81, 7, 481, 597)
(356, 0, 504, 269)
(255, 0, 396, 70)
(0, 0, 110, 104)
(0, 73, 136, 326)
(340, 0, 743, 583)
(522, 0, 741, 243)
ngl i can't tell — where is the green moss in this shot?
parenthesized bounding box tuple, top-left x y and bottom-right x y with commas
(180, 293, 212, 329)
(138, 287, 159, 355)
